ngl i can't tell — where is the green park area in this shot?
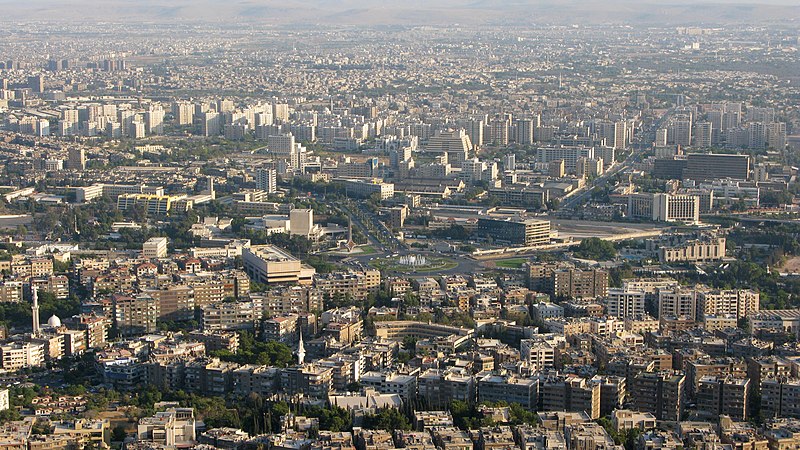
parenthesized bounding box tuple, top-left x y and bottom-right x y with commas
(493, 258, 528, 269)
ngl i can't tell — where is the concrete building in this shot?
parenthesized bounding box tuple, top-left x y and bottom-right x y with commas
(475, 218, 551, 247)
(242, 245, 315, 284)
(696, 376, 749, 421)
(658, 287, 697, 321)
(112, 294, 159, 336)
(255, 168, 277, 193)
(628, 193, 700, 223)
(142, 237, 168, 259)
(137, 408, 196, 447)
(339, 178, 395, 200)
(540, 375, 601, 419)
(0, 342, 45, 370)
(605, 288, 646, 319)
(683, 153, 750, 181)
(630, 371, 685, 421)
(762, 378, 800, 419)
(478, 374, 538, 410)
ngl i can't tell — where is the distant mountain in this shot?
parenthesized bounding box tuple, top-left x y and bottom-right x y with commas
(0, 0, 798, 25)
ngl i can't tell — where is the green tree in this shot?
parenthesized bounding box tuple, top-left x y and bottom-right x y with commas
(111, 425, 127, 442)
(362, 408, 411, 431)
(572, 237, 617, 260)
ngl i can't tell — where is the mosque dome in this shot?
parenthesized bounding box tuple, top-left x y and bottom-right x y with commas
(47, 315, 62, 328)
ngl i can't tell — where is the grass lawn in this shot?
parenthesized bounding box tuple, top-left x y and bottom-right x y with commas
(358, 245, 378, 255)
(494, 258, 527, 269)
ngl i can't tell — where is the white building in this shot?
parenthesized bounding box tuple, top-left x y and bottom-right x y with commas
(0, 342, 45, 370)
(605, 288, 646, 319)
(137, 408, 196, 447)
(143, 237, 168, 259)
(255, 168, 277, 194)
(289, 209, 317, 238)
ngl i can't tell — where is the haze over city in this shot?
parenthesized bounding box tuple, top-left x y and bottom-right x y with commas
(1, 0, 799, 24)
(0, 1, 799, 450)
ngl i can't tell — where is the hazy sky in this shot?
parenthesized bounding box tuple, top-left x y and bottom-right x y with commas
(0, 0, 798, 25)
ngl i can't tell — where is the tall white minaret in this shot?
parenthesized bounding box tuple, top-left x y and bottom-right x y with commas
(31, 286, 40, 336)
(297, 331, 306, 365)
(207, 176, 215, 200)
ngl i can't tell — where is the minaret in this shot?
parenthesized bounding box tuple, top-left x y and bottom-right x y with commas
(207, 176, 215, 200)
(297, 331, 306, 365)
(31, 286, 40, 336)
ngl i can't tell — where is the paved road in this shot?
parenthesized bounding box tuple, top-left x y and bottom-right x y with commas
(559, 112, 671, 211)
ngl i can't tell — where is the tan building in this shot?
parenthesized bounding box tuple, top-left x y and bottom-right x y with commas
(137, 408, 196, 447)
(142, 237, 168, 259)
(659, 237, 726, 263)
(0, 342, 45, 370)
(242, 245, 315, 284)
(52, 419, 110, 449)
(112, 294, 159, 336)
(313, 270, 381, 301)
(144, 285, 194, 321)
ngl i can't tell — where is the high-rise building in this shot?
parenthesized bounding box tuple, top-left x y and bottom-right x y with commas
(172, 101, 195, 125)
(655, 128, 668, 147)
(426, 129, 472, 165)
(631, 372, 685, 421)
(762, 378, 800, 419)
(487, 116, 510, 146)
(628, 193, 700, 223)
(112, 294, 159, 336)
(217, 99, 235, 113)
(479, 375, 538, 410)
(658, 287, 697, 321)
(766, 122, 787, 149)
(28, 75, 45, 93)
(535, 147, 594, 172)
(129, 121, 146, 139)
(145, 105, 165, 135)
(525, 264, 609, 299)
(597, 120, 627, 149)
(268, 134, 296, 155)
(696, 376, 749, 421)
(289, 209, 314, 238)
(460, 118, 484, 148)
(540, 376, 601, 419)
(273, 103, 290, 122)
(514, 118, 535, 145)
(66, 147, 86, 171)
(548, 160, 566, 177)
(696, 289, 759, 319)
(255, 168, 277, 193)
(201, 112, 221, 137)
(504, 154, 516, 171)
(605, 288, 646, 319)
(671, 118, 692, 147)
(694, 122, 713, 148)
